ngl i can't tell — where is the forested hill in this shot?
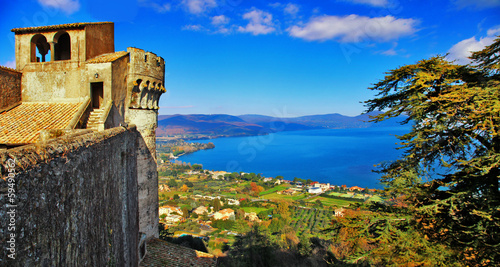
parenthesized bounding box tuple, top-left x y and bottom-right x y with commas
(156, 112, 406, 137)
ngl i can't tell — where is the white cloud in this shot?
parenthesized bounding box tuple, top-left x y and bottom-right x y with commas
(447, 26, 499, 64)
(381, 48, 397, 56)
(238, 9, 277, 35)
(2, 60, 16, 69)
(284, 3, 300, 17)
(211, 15, 229, 25)
(269, 3, 300, 17)
(453, 0, 500, 9)
(181, 0, 217, 14)
(343, 0, 389, 7)
(182, 24, 204, 31)
(139, 1, 171, 13)
(487, 26, 500, 36)
(288, 15, 418, 42)
(37, 0, 80, 14)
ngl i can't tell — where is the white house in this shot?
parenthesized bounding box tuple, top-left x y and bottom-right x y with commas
(308, 187, 322, 194)
(159, 205, 183, 216)
(193, 206, 208, 215)
(213, 208, 235, 220)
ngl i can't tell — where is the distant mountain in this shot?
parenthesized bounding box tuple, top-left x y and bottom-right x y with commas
(156, 112, 407, 138)
(156, 114, 265, 137)
(238, 112, 404, 130)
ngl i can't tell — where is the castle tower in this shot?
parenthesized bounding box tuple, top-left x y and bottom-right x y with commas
(4, 23, 166, 241)
(126, 47, 166, 239)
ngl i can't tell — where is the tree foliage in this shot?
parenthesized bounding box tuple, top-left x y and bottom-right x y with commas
(327, 207, 457, 266)
(365, 36, 500, 265)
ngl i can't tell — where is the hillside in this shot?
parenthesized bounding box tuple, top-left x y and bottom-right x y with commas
(156, 114, 266, 137)
(156, 112, 406, 138)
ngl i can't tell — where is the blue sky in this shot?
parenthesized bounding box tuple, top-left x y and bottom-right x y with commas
(1, 0, 499, 117)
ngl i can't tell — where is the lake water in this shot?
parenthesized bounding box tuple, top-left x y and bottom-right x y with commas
(178, 127, 410, 189)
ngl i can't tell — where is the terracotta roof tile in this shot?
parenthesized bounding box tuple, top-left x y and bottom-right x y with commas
(140, 239, 216, 267)
(11, 22, 113, 33)
(0, 102, 82, 145)
(0, 65, 20, 73)
(87, 51, 129, 63)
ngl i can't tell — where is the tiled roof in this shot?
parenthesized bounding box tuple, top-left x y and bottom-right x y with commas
(0, 65, 20, 73)
(87, 51, 129, 63)
(140, 239, 216, 267)
(0, 102, 82, 145)
(11, 22, 113, 33)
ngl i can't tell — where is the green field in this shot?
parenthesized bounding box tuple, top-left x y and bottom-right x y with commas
(290, 207, 334, 234)
(241, 207, 269, 213)
(366, 195, 383, 202)
(259, 184, 290, 196)
(262, 192, 307, 201)
(309, 196, 355, 207)
(329, 192, 366, 200)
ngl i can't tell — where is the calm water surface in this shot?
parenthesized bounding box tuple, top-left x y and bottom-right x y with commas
(179, 127, 410, 189)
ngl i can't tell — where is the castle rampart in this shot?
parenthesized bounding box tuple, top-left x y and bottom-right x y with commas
(0, 126, 140, 266)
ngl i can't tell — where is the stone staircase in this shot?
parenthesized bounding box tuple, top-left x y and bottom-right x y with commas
(87, 108, 104, 131)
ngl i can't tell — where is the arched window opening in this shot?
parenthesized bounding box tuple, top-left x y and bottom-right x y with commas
(54, 32, 71, 60)
(31, 34, 50, 63)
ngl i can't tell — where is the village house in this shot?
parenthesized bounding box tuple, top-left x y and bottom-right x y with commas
(349, 186, 365, 192)
(158, 184, 171, 192)
(159, 205, 185, 224)
(278, 188, 296, 195)
(213, 208, 235, 221)
(308, 187, 323, 194)
(211, 170, 227, 179)
(227, 198, 240, 205)
(159, 205, 183, 217)
(163, 214, 184, 224)
(193, 206, 208, 215)
(262, 177, 273, 182)
(245, 212, 262, 222)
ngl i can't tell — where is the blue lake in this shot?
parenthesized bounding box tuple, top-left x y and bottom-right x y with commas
(178, 127, 410, 189)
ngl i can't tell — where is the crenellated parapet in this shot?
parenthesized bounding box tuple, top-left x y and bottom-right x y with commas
(127, 47, 165, 110)
(130, 78, 166, 109)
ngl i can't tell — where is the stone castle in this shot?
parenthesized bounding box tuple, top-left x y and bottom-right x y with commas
(0, 22, 169, 266)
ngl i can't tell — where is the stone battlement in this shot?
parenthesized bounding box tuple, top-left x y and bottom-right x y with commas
(0, 126, 140, 266)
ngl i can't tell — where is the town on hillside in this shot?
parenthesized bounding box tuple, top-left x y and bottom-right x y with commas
(155, 156, 384, 259)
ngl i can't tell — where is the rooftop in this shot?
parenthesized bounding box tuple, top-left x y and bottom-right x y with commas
(140, 239, 216, 267)
(11, 22, 113, 33)
(0, 102, 83, 145)
(87, 51, 129, 64)
(0, 65, 20, 73)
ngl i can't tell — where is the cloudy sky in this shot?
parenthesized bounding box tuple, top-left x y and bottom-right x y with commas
(0, 0, 499, 117)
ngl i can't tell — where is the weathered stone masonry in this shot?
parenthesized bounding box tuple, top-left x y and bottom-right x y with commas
(0, 66, 21, 112)
(0, 127, 139, 266)
(0, 22, 166, 266)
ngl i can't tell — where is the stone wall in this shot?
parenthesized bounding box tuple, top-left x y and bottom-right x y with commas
(126, 109, 159, 240)
(0, 66, 22, 112)
(0, 126, 140, 266)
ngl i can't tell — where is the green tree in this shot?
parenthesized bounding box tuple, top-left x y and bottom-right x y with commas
(167, 178, 178, 188)
(274, 202, 290, 218)
(219, 226, 278, 267)
(365, 37, 500, 265)
(181, 206, 190, 219)
(192, 164, 203, 171)
(212, 198, 222, 212)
